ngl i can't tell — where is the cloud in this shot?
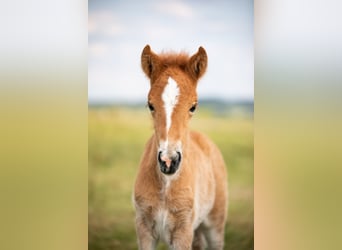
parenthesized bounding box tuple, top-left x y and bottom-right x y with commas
(88, 10, 123, 37)
(155, 1, 195, 19)
(89, 43, 110, 58)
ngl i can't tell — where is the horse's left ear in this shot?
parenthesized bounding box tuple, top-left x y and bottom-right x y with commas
(187, 47, 208, 80)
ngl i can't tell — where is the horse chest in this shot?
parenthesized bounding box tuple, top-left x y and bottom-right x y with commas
(152, 188, 174, 241)
(153, 207, 171, 241)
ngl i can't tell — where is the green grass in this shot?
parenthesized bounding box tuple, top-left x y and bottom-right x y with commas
(89, 106, 254, 249)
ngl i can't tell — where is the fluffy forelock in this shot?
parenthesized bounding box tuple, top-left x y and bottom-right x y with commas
(158, 52, 190, 69)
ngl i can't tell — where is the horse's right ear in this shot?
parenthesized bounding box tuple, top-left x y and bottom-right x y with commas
(141, 45, 160, 79)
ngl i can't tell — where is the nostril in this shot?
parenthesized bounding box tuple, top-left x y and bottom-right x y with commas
(175, 151, 181, 162)
(158, 151, 163, 162)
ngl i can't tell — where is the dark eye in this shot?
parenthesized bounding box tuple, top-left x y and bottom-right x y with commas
(189, 103, 197, 113)
(147, 102, 154, 112)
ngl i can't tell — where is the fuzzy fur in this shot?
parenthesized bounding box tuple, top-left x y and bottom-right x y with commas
(134, 45, 228, 250)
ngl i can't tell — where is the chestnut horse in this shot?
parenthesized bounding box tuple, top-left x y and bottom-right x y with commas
(133, 45, 228, 250)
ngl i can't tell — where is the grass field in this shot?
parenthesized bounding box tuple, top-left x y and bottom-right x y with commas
(89, 105, 254, 249)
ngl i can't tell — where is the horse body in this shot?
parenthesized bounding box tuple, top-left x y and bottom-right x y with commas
(133, 45, 228, 250)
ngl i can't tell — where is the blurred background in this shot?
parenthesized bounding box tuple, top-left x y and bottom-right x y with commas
(88, 0, 254, 249)
(2, 0, 341, 250)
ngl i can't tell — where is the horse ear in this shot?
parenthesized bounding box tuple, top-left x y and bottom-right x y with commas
(187, 47, 208, 80)
(141, 45, 160, 79)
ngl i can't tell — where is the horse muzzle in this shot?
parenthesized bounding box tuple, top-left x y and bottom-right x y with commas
(158, 151, 182, 175)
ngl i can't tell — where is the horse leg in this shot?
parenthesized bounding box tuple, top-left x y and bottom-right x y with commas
(192, 227, 206, 250)
(169, 222, 193, 250)
(204, 226, 225, 250)
(135, 216, 157, 250)
(203, 209, 227, 250)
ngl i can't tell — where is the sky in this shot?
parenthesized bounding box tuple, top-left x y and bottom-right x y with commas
(89, 0, 254, 104)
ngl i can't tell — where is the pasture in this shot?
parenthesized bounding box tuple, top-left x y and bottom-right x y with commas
(89, 105, 253, 249)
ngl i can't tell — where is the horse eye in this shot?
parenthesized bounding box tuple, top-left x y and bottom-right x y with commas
(189, 103, 197, 113)
(147, 102, 154, 112)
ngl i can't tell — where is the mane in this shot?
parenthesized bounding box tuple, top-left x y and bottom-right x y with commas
(158, 52, 190, 68)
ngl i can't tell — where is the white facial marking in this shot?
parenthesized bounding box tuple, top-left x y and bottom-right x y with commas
(162, 77, 179, 137)
(158, 77, 182, 172)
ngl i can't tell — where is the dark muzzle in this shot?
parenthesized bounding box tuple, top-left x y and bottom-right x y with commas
(158, 151, 181, 175)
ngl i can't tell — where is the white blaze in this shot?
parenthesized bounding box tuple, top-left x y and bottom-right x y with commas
(161, 77, 179, 137)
